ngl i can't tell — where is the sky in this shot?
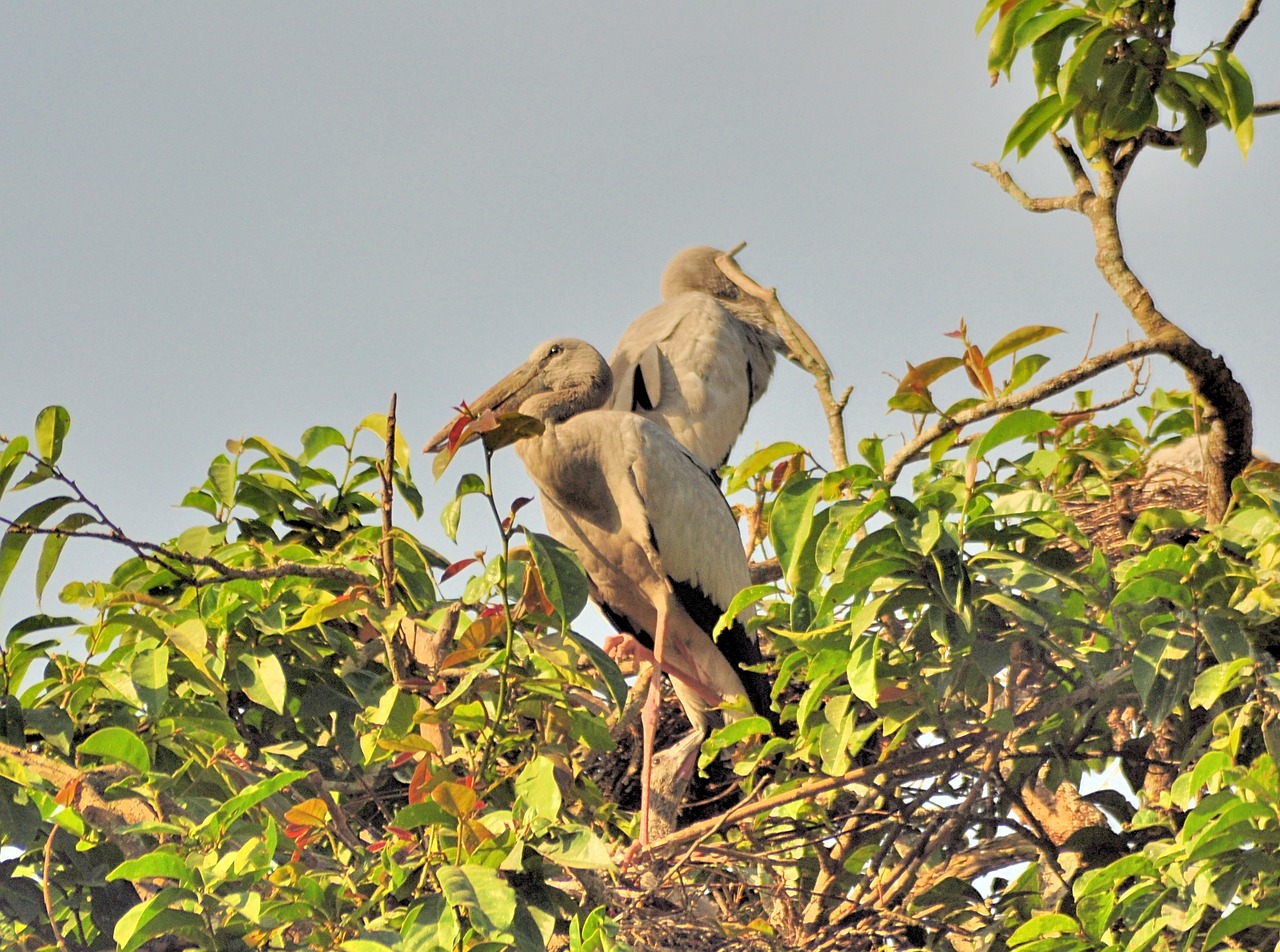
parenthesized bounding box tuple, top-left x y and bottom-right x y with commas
(2, 4, 1278, 638)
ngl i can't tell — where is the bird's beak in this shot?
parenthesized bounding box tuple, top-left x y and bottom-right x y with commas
(424, 360, 545, 456)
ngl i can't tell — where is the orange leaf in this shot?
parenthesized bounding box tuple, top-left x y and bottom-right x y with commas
(284, 797, 329, 828)
(55, 777, 80, 808)
(408, 757, 433, 805)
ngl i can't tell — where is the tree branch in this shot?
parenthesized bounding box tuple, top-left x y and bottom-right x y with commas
(883, 339, 1164, 483)
(1225, 0, 1264, 52)
(0, 520, 368, 587)
(716, 244, 852, 469)
(973, 159, 1090, 214)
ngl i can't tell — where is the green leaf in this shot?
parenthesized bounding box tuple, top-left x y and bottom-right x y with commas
(441, 473, 486, 542)
(526, 531, 588, 625)
(726, 441, 805, 495)
(540, 831, 614, 870)
(714, 583, 777, 637)
(196, 769, 309, 837)
(986, 325, 1063, 363)
(0, 495, 76, 601)
(769, 477, 825, 592)
(1008, 913, 1081, 946)
(1058, 23, 1110, 101)
(79, 726, 151, 773)
(132, 645, 170, 717)
(34, 406, 70, 464)
(968, 409, 1057, 462)
(515, 755, 562, 824)
(1004, 92, 1076, 158)
(1007, 353, 1051, 392)
(35, 511, 96, 604)
(0, 435, 30, 500)
(566, 629, 628, 714)
(107, 848, 193, 888)
(237, 650, 287, 714)
(1189, 658, 1252, 710)
(437, 865, 517, 938)
(846, 633, 878, 706)
(1132, 627, 1196, 726)
(1203, 902, 1280, 951)
(300, 425, 348, 462)
(207, 454, 237, 508)
(988, 0, 1050, 78)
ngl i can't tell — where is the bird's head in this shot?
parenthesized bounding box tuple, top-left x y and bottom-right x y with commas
(425, 338, 613, 459)
(660, 246, 743, 303)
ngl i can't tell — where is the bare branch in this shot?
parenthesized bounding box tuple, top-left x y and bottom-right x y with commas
(1225, 0, 1265, 52)
(883, 339, 1164, 483)
(716, 246, 851, 469)
(973, 162, 1088, 214)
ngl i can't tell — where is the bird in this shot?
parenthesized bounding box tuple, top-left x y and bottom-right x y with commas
(426, 337, 776, 845)
(608, 246, 787, 474)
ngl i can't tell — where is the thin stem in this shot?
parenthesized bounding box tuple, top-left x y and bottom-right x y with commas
(477, 447, 519, 779)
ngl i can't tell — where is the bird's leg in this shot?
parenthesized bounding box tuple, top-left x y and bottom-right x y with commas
(606, 632, 722, 708)
(638, 595, 672, 849)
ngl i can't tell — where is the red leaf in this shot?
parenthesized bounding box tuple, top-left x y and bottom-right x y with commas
(440, 557, 478, 583)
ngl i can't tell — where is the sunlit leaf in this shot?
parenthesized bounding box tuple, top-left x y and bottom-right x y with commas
(237, 650, 288, 714)
(968, 409, 1057, 462)
(0, 495, 75, 601)
(79, 726, 151, 773)
(986, 325, 1063, 363)
(34, 405, 70, 464)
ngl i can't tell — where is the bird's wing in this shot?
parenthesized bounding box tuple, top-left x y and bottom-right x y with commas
(625, 420, 751, 622)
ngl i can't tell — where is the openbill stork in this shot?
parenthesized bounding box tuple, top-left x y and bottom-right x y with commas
(426, 338, 776, 844)
(609, 246, 786, 473)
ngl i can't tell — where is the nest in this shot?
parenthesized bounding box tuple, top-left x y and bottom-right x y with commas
(1059, 438, 1213, 562)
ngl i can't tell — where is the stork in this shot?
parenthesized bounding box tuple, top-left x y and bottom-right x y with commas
(426, 338, 776, 845)
(609, 246, 786, 473)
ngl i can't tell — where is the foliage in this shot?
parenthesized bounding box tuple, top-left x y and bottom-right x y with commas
(0, 414, 623, 951)
(980, 0, 1256, 164)
(1, 4, 1276, 950)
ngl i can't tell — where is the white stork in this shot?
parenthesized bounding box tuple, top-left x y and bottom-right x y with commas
(426, 338, 776, 845)
(609, 246, 786, 473)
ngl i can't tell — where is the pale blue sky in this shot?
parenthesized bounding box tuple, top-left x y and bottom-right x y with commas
(2, 4, 1278, 634)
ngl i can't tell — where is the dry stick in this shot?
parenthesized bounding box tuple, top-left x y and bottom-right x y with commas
(715, 245, 852, 470)
(645, 733, 984, 855)
(882, 338, 1165, 483)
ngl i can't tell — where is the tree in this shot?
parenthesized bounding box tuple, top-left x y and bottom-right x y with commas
(2, 2, 1279, 949)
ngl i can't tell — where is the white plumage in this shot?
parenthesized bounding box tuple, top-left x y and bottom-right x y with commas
(427, 337, 774, 843)
(609, 246, 784, 472)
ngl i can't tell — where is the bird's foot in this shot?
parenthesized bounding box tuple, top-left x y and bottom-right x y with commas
(604, 632, 655, 666)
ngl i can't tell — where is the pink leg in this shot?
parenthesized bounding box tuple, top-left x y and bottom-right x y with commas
(638, 596, 672, 848)
(606, 632, 721, 708)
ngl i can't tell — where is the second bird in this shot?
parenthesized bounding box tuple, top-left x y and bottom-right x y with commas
(609, 246, 785, 474)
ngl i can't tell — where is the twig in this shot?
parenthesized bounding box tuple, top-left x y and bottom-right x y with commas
(972, 162, 1089, 214)
(1225, 0, 1265, 52)
(646, 733, 986, 855)
(715, 245, 851, 469)
(882, 338, 1164, 483)
(0, 521, 367, 587)
(380, 394, 398, 611)
(43, 825, 69, 952)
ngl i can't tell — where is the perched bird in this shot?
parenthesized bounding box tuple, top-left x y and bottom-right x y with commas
(426, 338, 775, 844)
(609, 246, 786, 473)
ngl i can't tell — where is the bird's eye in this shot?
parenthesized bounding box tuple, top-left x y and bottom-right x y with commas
(548, 344, 563, 356)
